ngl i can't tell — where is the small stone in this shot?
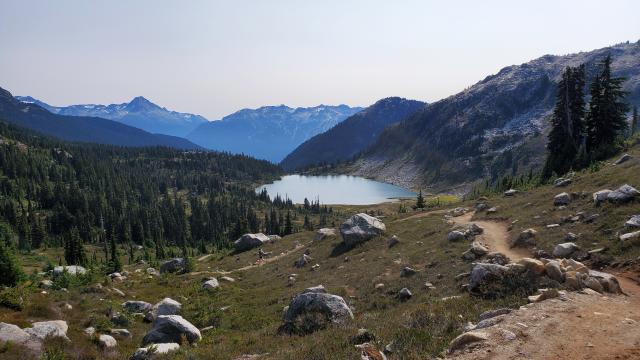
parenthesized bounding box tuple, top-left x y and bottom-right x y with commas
(98, 334, 117, 349)
(400, 267, 417, 277)
(502, 330, 517, 341)
(398, 288, 412, 301)
(448, 331, 488, 352)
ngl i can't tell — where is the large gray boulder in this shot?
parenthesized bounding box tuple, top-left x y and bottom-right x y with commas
(447, 230, 466, 242)
(234, 233, 270, 252)
(142, 315, 201, 345)
(340, 213, 385, 247)
(625, 215, 640, 228)
(53, 265, 86, 276)
(469, 263, 530, 298)
(282, 285, 353, 334)
(122, 301, 152, 313)
(552, 242, 580, 258)
(607, 184, 640, 204)
(23, 321, 69, 341)
(511, 229, 537, 248)
(0, 323, 42, 352)
(588, 270, 622, 294)
(593, 189, 612, 206)
(553, 192, 571, 206)
(159, 258, 186, 274)
(145, 298, 182, 322)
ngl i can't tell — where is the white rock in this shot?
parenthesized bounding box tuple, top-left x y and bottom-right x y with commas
(98, 334, 117, 348)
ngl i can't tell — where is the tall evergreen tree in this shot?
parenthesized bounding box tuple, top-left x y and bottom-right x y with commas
(415, 190, 425, 209)
(284, 211, 293, 235)
(586, 55, 629, 160)
(108, 227, 122, 273)
(0, 223, 23, 286)
(64, 227, 87, 266)
(543, 65, 586, 178)
(632, 106, 638, 136)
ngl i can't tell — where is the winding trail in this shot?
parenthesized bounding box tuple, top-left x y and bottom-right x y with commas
(451, 211, 529, 261)
(444, 210, 640, 359)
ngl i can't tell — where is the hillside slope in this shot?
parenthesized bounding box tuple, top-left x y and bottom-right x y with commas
(0, 87, 201, 149)
(187, 104, 362, 162)
(280, 97, 425, 171)
(347, 41, 640, 192)
(16, 95, 208, 137)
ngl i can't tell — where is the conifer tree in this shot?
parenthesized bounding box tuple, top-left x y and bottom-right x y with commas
(303, 214, 312, 231)
(64, 227, 87, 266)
(284, 211, 293, 235)
(0, 223, 23, 286)
(543, 65, 586, 178)
(586, 55, 629, 160)
(416, 190, 425, 209)
(108, 228, 122, 273)
(632, 106, 638, 136)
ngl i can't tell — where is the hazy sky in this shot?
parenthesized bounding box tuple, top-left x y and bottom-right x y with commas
(1, 1, 639, 119)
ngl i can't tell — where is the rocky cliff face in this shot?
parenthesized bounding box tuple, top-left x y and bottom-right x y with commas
(348, 41, 640, 192)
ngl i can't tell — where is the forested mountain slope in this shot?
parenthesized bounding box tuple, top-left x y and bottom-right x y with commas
(280, 97, 425, 171)
(347, 41, 640, 191)
(16, 95, 208, 138)
(0, 87, 200, 149)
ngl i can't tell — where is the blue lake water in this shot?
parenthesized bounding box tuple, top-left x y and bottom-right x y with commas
(256, 174, 415, 205)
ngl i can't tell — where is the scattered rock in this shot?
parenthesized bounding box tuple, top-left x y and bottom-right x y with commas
(487, 207, 498, 214)
(23, 320, 69, 341)
(511, 229, 537, 248)
(447, 230, 466, 242)
(387, 235, 400, 248)
(340, 213, 386, 247)
(142, 315, 201, 345)
(544, 260, 565, 282)
(350, 328, 376, 345)
(220, 276, 235, 282)
(0, 322, 41, 352)
(122, 301, 152, 313)
(295, 254, 312, 268)
(474, 315, 504, 330)
(314, 228, 336, 241)
(84, 327, 96, 337)
(554, 192, 571, 206)
(478, 308, 511, 321)
(566, 232, 578, 241)
(39, 280, 53, 289)
(98, 334, 117, 349)
(528, 288, 559, 302)
(593, 190, 612, 206)
(234, 233, 271, 252)
(625, 215, 640, 228)
(159, 258, 186, 274)
(502, 329, 517, 341)
(355, 342, 387, 360)
(130, 343, 180, 360)
(614, 153, 631, 165)
(281, 285, 353, 334)
(518, 258, 545, 275)
(620, 230, 640, 245)
(553, 242, 580, 258)
(588, 270, 622, 294)
(398, 288, 412, 301)
(400, 267, 417, 277)
(504, 189, 518, 197)
(145, 298, 182, 322)
(202, 278, 220, 290)
(53, 265, 86, 276)
(607, 184, 640, 204)
(554, 178, 572, 187)
(449, 331, 488, 352)
(110, 329, 131, 339)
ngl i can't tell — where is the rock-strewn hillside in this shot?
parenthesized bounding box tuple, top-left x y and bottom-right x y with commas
(280, 97, 425, 171)
(347, 41, 640, 192)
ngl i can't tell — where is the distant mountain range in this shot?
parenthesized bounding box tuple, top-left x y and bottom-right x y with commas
(280, 97, 425, 170)
(16, 95, 207, 137)
(1, 87, 200, 149)
(186, 104, 363, 162)
(344, 41, 640, 192)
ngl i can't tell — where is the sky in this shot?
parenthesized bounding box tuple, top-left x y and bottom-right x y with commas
(0, 1, 639, 120)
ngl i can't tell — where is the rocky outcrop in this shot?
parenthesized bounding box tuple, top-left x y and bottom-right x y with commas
(0, 323, 42, 352)
(340, 213, 386, 247)
(281, 285, 353, 334)
(553, 192, 571, 206)
(159, 258, 186, 274)
(122, 301, 152, 313)
(145, 298, 182, 322)
(594, 184, 639, 205)
(314, 228, 336, 241)
(142, 315, 201, 345)
(53, 265, 86, 276)
(234, 233, 270, 252)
